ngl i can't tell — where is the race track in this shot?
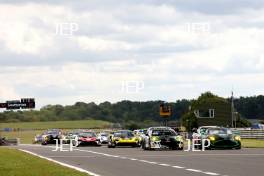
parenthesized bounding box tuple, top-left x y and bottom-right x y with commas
(15, 144, 264, 176)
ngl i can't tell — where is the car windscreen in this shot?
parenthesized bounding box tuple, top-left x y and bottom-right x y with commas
(114, 131, 134, 138)
(152, 130, 176, 136)
(208, 128, 230, 135)
(47, 131, 59, 135)
(79, 132, 96, 138)
(140, 130, 147, 134)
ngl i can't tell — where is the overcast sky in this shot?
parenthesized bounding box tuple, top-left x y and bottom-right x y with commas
(0, 0, 264, 108)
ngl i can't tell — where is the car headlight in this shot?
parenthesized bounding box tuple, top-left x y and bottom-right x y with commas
(234, 136, 241, 141)
(209, 136, 215, 141)
(175, 136, 183, 142)
(151, 136, 160, 141)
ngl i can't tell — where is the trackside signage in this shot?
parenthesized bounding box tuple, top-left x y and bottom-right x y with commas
(0, 98, 35, 110)
(7, 102, 27, 109)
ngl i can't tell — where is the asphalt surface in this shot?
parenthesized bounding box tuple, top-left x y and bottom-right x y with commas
(14, 144, 264, 176)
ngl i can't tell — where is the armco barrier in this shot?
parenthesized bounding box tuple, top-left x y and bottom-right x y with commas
(0, 138, 20, 145)
(181, 129, 264, 139)
(238, 129, 264, 139)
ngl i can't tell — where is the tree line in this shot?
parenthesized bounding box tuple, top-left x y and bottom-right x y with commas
(0, 94, 264, 124)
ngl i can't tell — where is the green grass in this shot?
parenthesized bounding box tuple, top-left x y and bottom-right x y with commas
(0, 120, 111, 130)
(242, 139, 264, 148)
(0, 147, 89, 176)
(0, 120, 112, 144)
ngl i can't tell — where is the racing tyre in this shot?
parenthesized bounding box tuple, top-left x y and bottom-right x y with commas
(97, 141, 102, 147)
(235, 146, 241, 150)
(73, 140, 80, 147)
(108, 141, 116, 148)
(178, 142, 184, 150)
(142, 141, 150, 150)
(41, 142, 47, 145)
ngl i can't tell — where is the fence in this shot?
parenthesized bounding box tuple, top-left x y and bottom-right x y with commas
(181, 129, 264, 139)
(0, 138, 20, 146)
(238, 129, 264, 139)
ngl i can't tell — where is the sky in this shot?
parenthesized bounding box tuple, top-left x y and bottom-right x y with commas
(0, 0, 264, 108)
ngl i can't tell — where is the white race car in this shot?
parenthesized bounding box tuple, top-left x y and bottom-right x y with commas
(98, 132, 109, 144)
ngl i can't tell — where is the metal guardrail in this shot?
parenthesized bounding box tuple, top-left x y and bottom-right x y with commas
(181, 130, 264, 139)
(0, 138, 20, 145)
(238, 130, 264, 139)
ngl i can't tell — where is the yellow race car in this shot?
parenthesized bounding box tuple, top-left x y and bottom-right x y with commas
(108, 130, 140, 148)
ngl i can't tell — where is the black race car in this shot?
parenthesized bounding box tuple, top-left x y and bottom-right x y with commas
(40, 129, 63, 145)
(142, 127, 184, 150)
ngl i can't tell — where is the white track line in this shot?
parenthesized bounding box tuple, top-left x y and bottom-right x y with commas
(204, 172, 220, 175)
(130, 158, 138, 161)
(186, 169, 202, 173)
(172, 165, 185, 169)
(19, 149, 100, 176)
(138, 160, 157, 164)
(159, 163, 171, 167)
(74, 148, 223, 176)
(20, 145, 223, 176)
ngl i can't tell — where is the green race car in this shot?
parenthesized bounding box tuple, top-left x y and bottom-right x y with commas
(204, 127, 241, 149)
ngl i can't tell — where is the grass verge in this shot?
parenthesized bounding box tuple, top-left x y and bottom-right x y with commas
(0, 120, 111, 130)
(242, 139, 264, 148)
(0, 120, 111, 144)
(0, 147, 89, 176)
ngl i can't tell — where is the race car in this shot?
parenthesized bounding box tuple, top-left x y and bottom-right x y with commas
(193, 126, 241, 149)
(72, 131, 101, 147)
(134, 129, 147, 146)
(33, 134, 43, 144)
(63, 130, 83, 144)
(142, 127, 184, 150)
(98, 132, 109, 144)
(192, 126, 218, 140)
(206, 127, 241, 149)
(41, 129, 63, 145)
(108, 130, 140, 148)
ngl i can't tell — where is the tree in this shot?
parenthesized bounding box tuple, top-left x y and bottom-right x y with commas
(181, 92, 251, 129)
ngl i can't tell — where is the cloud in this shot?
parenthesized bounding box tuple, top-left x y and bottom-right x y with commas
(0, 1, 264, 108)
